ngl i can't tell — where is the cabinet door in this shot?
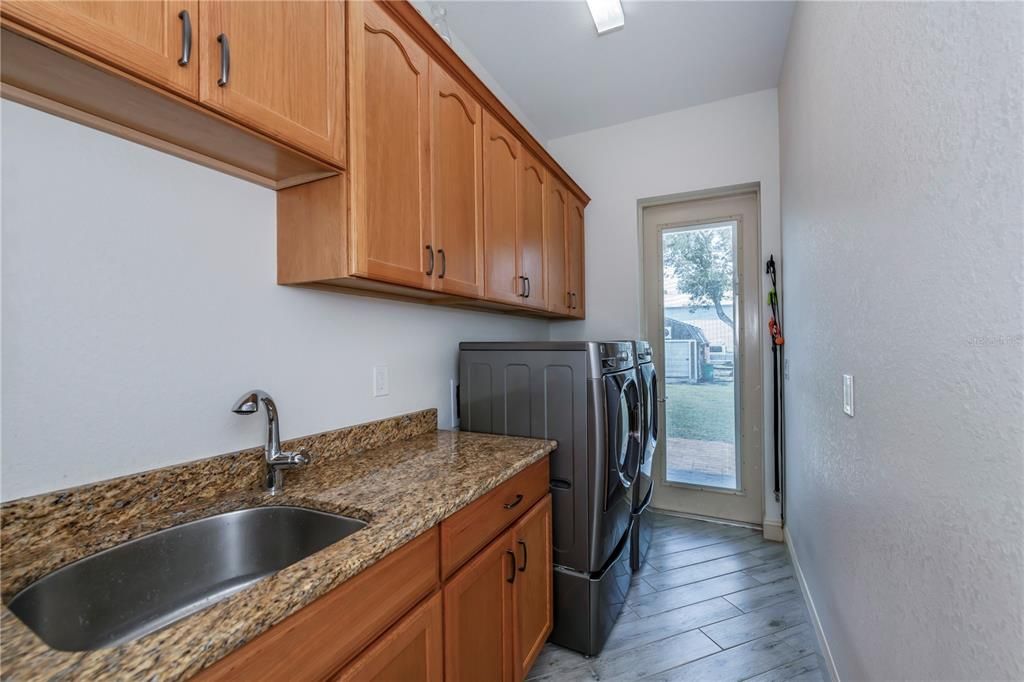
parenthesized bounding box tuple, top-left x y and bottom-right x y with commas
(335, 593, 443, 682)
(567, 197, 586, 318)
(348, 1, 431, 289)
(512, 496, 554, 681)
(482, 113, 522, 305)
(444, 532, 514, 682)
(2, 0, 199, 98)
(544, 171, 570, 316)
(198, 1, 345, 166)
(430, 63, 483, 297)
(517, 150, 547, 310)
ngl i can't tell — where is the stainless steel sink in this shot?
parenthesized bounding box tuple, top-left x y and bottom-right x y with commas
(7, 506, 366, 651)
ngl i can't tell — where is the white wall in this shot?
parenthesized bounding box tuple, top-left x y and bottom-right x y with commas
(545, 89, 783, 527)
(779, 3, 1023, 680)
(409, 0, 547, 146)
(0, 101, 548, 501)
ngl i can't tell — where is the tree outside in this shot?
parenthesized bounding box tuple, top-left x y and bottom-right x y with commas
(662, 226, 734, 329)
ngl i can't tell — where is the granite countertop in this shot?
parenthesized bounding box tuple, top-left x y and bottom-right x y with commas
(0, 410, 555, 680)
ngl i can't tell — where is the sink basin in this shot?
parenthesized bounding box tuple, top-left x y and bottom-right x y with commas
(7, 506, 366, 651)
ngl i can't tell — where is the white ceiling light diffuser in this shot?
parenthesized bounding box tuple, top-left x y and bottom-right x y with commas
(586, 0, 624, 35)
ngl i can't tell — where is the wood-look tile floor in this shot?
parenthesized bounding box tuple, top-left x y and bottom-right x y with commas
(528, 513, 825, 682)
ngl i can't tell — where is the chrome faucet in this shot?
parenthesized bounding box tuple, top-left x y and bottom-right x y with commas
(231, 390, 312, 495)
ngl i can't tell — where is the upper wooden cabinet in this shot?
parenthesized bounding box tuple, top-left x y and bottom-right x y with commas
(199, 1, 346, 166)
(518, 149, 548, 311)
(567, 196, 586, 318)
(348, 0, 431, 290)
(482, 113, 521, 305)
(544, 171, 570, 316)
(2, 0, 199, 98)
(429, 62, 483, 297)
(482, 117, 547, 310)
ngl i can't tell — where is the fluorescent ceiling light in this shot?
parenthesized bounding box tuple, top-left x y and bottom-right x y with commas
(586, 0, 624, 35)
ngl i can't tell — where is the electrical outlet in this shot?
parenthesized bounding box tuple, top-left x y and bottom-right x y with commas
(449, 379, 459, 429)
(843, 374, 854, 416)
(373, 365, 390, 397)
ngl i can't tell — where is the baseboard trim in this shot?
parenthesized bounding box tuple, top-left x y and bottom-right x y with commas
(785, 527, 841, 682)
(762, 518, 784, 542)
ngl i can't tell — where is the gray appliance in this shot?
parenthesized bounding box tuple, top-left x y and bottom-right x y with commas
(623, 340, 658, 571)
(459, 341, 642, 656)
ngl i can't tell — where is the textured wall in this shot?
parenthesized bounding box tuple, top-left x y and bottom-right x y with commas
(0, 101, 548, 500)
(778, 3, 1023, 679)
(545, 89, 783, 526)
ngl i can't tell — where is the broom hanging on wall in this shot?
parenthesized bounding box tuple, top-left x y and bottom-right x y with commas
(765, 255, 786, 514)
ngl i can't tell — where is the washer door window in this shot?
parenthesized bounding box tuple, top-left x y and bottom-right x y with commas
(604, 372, 641, 508)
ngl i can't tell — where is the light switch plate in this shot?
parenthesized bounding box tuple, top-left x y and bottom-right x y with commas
(843, 374, 854, 416)
(373, 365, 390, 397)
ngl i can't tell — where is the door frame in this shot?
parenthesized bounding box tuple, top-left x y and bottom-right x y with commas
(636, 184, 765, 526)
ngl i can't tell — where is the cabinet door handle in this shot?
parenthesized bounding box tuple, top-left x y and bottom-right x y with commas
(566, 291, 572, 309)
(217, 34, 230, 86)
(506, 550, 517, 584)
(438, 249, 446, 278)
(503, 494, 524, 510)
(425, 245, 434, 276)
(525, 277, 531, 298)
(517, 540, 528, 572)
(177, 10, 192, 66)
(518, 275, 526, 297)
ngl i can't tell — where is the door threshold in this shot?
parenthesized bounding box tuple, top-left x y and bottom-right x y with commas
(649, 506, 761, 531)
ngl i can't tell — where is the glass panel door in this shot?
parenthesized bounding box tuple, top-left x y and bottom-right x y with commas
(661, 221, 739, 490)
(642, 191, 762, 525)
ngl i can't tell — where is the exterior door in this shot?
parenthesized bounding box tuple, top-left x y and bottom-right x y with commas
(517, 149, 547, 310)
(642, 192, 763, 525)
(544, 172, 570, 315)
(443, 531, 513, 682)
(348, 0, 431, 289)
(430, 62, 483, 297)
(512, 496, 553, 681)
(482, 113, 521, 304)
(567, 197, 585, 317)
(2, 0, 199, 98)
(334, 593, 443, 682)
(199, 1, 345, 165)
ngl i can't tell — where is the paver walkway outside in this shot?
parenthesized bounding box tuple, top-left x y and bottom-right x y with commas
(666, 437, 736, 489)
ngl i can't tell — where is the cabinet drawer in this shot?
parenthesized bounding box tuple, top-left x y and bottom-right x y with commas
(441, 458, 549, 578)
(194, 527, 439, 681)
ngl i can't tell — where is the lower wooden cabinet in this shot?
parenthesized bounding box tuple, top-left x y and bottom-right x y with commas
(512, 495, 554, 680)
(191, 462, 552, 682)
(444, 494, 554, 682)
(334, 593, 443, 682)
(443, 530, 515, 682)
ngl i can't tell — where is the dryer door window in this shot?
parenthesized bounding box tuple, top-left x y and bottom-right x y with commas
(604, 373, 641, 509)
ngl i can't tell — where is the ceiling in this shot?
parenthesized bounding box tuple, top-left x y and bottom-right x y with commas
(441, 1, 795, 141)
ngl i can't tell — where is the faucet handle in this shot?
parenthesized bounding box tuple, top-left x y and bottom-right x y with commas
(291, 448, 312, 466)
(272, 448, 311, 468)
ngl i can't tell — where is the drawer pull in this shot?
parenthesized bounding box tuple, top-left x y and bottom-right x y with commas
(506, 550, 517, 583)
(217, 34, 230, 86)
(503, 494, 524, 510)
(177, 10, 192, 66)
(517, 540, 528, 572)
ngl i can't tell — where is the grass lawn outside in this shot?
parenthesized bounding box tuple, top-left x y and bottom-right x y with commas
(664, 381, 736, 443)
